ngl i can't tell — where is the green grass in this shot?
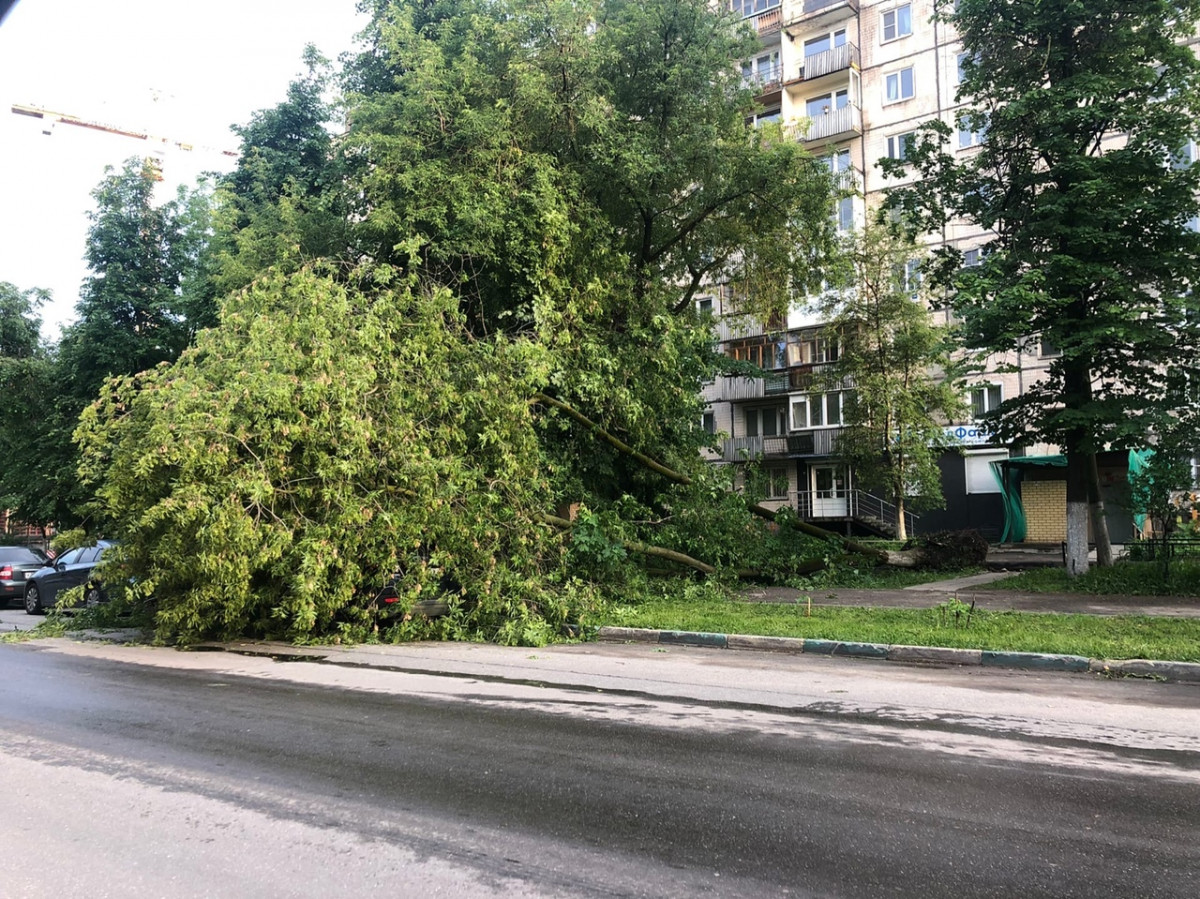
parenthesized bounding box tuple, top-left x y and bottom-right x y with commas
(602, 598, 1200, 662)
(982, 560, 1200, 597)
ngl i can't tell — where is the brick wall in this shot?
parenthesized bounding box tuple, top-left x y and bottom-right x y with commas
(1022, 480, 1066, 543)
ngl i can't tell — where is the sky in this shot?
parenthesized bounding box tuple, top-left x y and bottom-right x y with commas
(0, 0, 368, 337)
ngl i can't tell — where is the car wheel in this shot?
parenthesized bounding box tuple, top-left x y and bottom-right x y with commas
(85, 585, 102, 606)
(25, 583, 44, 615)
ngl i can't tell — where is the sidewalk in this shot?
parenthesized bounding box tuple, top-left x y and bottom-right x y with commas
(740, 572, 1200, 618)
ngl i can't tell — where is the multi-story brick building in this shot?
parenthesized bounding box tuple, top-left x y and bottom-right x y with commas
(703, 0, 1141, 542)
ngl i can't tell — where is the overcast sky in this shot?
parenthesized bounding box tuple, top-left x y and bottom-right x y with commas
(0, 0, 367, 337)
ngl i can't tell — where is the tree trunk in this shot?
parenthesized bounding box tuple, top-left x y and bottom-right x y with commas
(894, 493, 908, 541)
(1086, 452, 1114, 567)
(1064, 449, 1090, 577)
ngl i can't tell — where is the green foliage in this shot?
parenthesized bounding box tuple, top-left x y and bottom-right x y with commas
(77, 265, 583, 644)
(207, 48, 350, 297)
(821, 224, 967, 530)
(890, 0, 1200, 455)
(0, 282, 58, 523)
(60, 1, 848, 645)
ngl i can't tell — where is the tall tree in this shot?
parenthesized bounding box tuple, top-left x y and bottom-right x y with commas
(207, 47, 350, 297)
(343, 0, 838, 505)
(59, 157, 207, 398)
(885, 0, 1200, 574)
(821, 226, 967, 539)
(0, 282, 60, 526)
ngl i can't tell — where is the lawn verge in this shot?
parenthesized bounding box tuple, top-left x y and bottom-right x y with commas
(600, 600, 1200, 663)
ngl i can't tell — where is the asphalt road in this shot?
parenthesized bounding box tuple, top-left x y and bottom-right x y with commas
(1, 637, 1198, 898)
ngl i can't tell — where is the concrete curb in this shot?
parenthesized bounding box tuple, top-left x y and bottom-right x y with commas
(595, 626, 1200, 684)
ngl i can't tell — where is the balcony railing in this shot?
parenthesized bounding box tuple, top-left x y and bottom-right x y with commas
(720, 428, 843, 462)
(753, 7, 783, 35)
(794, 104, 862, 144)
(798, 43, 859, 82)
(795, 489, 919, 535)
(743, 63, 784, 93)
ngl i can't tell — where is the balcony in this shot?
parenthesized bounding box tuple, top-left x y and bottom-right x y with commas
(720, 428, 843, 462)
(743, 63, 784, 97)
(721, 435, 790, 462)
(752, 7, 783, 36)
(793, 104, 862, 145)
(784, 0, 859, 31)
(786, 43, 860, 87)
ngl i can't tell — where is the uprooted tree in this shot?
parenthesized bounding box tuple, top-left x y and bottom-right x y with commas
(74, 0, 937, 644)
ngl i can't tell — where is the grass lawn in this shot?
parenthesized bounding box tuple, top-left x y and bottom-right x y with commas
(602, 598, 1200, 662)
(982, 560, 1200, 597)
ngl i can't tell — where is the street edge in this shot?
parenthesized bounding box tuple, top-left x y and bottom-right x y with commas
(596, 627, 1200, 683)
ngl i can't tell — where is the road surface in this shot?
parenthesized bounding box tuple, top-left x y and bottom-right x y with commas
(1, 636, 1197, 897)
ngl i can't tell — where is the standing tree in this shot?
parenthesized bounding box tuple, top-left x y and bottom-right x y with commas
(821, 225, 967, 539)
(0, 282, 60, 527)
(22, 158, 215, 528)
(885, 0, 1200, 575)
(206, 47, 350, 298)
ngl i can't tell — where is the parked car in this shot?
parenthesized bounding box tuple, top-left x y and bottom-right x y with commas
(24, 540, 116, 615)
(0, 545, 50, 608)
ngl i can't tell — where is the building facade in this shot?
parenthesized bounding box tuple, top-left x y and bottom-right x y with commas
(704, 0, 1130, 542)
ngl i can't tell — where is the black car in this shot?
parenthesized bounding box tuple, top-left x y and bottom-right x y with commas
(24, 540, 116, 615)
(0, 545, 50, 608)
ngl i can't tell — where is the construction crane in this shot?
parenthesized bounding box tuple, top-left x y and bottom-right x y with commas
(11, 102, 238, 178)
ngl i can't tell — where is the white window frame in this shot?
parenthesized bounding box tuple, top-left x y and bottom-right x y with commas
(887, 131, 915, 161)
(884, 67, 915, 105)
(965, 450, 1007, 495)
(881, 4, 913, 43)
(729, 0, 781, 18)
(791, 391, 846, 430)
(970, 384, 1002, 418)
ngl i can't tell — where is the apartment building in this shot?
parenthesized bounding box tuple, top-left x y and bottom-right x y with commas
(703, 0, 1137, 542)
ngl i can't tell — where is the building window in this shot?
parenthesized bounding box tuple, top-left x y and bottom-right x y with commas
(746, 406, 786, 437)
(743, 51, 781, 89)
(836, 195, 855, 232)
(804, 29, 847, 59)
(765, 467, 789, 499)
(970, 384, 1002, 417)
(957, 111, 986, 149)
(884, 67, 915, 104)
(784, 332, 839, 367)
(897, 258, 921, 294)
(729, 0, 780, 17)
(697, 296, 713, 315)
(806, 90, 849, 119)
(1039, 337, 1061, 358)
(702, 410, 716, 434)
(965, 451, 1007, 494)
(881, 4, 913, 42)
(791, 391, 846, 429)
(753, 107, 782, 127)
(962, 247, 985, 267)
(887, 131, 915, 161)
